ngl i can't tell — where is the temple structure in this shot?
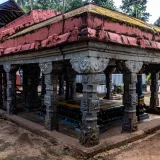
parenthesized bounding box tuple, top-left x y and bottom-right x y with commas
(0, 1, 160, 147)
(0, 0, 24, 27)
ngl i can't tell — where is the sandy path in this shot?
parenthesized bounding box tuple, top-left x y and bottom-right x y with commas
(0, 119, 77, 160)
(94, 131, 160, 160)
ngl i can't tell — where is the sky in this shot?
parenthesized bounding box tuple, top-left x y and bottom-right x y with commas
(115, 0, 159, 24)
(0, 0, 159, 24)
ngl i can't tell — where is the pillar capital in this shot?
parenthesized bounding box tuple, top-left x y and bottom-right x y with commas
(39, 62, 63, 75)
(39, 62, 53, 74)
(70, 57, 109, 73)
(124, 61, 143, 73)
(117, 61, 143, 73)
(3, 64, 18, 73)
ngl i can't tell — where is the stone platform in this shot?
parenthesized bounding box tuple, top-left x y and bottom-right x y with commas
(16, 98, 124, 138)
(0, 109, 159, 157)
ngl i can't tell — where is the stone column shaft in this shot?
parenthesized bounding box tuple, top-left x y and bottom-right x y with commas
(41, 73, 46, 95)
(80, 74, 100, 147)
(0, 71, 3, 107)
(65, 67, 76, 100)
(44, 73, 59, 130)
(3, 64, 18, 114)
(150, 71, 159, 109)
(39, 62, 62, 131)
(59, 75, 64, 96)
(121, 61, 143, 132)
(70, 57, 109, 147)
(136, 74, 145, 120)
(105, 73, 112, 99)
(123, 72, 138, 131)
(22, 65, 40, 111)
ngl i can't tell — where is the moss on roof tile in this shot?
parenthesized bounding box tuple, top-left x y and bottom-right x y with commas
(8, 3, 160, 39)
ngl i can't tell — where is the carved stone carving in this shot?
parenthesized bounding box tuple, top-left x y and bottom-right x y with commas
(122, 115, 138, 132)
(70, 57, 109, 147)
(121, 61, 143, 132)
(3, 64, 11, 73)
(150, 71, 159, 110)
(40, 62, 62, 130)
(80, 125, 99, 147)
(3, 64, 18, 73)
(70, 57, 109, 73)
(79, 73, 100, 147)
(39, 62, 52, 74)
(6, 70, 16, 114)
(124, 61, 143, 73)
(3, 64, 18, 114)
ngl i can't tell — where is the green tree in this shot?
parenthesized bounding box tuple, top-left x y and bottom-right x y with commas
(120, 0, 150, 22)
(34, 0, 57, 10)
(15, 0, 33, 12)
(65, 0, 83, 11)
(92, 0, 116, 10)
(15, 0, 117, 13)
(154, 17, 160, 27)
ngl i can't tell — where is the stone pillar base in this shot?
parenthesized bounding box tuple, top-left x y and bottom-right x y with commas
(80, 126, 99, 147)
(122, 114, 138, 132)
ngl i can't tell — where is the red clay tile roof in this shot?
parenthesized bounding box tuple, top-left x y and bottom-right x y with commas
(1, 3, 160, 56)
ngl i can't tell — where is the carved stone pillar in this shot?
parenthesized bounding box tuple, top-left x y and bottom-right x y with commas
(2, 72, 7, 108)
(121, 61, 143, 132)
(104, 67, 115, 99)
(22, 64, 40, 111)
(59, 74, 64, 96)
(0, 67, 3, 107)
(3, 64, 18, 114)
(105, 74, 112, 99)
(136, 74, 148, 121)
(70, 57, 109, 147)
(65, 67, 76, 100)
(39, 62, 62, 130)
(150, 71, 159, 110)
(41, 73, 46, 96)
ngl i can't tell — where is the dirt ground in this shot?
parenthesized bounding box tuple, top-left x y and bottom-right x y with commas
(0, 119, 77, 160)
(95, 131, 160, 160)
(1, 118, 160, 160)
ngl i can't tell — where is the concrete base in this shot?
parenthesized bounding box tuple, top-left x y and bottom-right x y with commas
(0, 109, 160, 157)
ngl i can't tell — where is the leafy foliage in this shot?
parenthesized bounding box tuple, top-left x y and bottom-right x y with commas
(14, 0, 117, 13)
(146, 73, 151, 84)
(91, 0, 116, 10)
(154, 17, 160, 27)
(120, 0, 150, 22)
